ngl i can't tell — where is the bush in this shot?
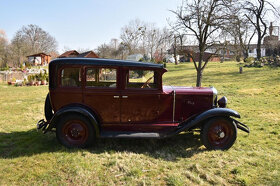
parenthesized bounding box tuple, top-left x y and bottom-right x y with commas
(244, 57, 254, 63)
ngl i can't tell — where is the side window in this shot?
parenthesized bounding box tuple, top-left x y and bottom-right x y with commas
(61, 68, 81, 87)
(127, 70, 157, 89)
(86, 68, 117, 88)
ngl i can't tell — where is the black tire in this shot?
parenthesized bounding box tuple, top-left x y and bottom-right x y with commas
(44, 93, 54, 121)
(56, 114, 95, 148)
(202, 117, 237, 150)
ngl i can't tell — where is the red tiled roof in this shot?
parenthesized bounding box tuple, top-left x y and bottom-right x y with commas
(58, 50, 99, 58)
(78, 51, 99, 58)
(58, 50, 79, 58)
(27, 53, 51, 57)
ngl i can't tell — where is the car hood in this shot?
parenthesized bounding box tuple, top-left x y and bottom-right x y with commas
(163, 85, 214, 95)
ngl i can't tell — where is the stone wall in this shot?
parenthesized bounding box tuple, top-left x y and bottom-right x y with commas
(0, 71, 26, 82)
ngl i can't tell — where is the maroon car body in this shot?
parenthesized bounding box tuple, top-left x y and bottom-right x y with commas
(37, 58, 249, 150)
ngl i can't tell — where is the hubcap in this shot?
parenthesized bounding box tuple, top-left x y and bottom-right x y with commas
(62, 120, 88, 145)
(207, 120, 233, 148)
(218, 131, 225, 138)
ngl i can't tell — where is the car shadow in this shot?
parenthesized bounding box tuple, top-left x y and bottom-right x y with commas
(0, 129, 206, 161)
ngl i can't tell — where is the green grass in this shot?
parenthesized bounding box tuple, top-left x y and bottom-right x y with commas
(0, 61, 279, 185)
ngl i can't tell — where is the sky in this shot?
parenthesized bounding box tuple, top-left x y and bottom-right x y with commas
(0, 0, 182, 53)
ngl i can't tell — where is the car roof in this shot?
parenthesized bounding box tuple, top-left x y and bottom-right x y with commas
(50, 58, 164, 69)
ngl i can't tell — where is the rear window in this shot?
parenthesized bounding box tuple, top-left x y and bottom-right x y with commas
(86, 68, 117, 88)
(61, 68, 81, 87)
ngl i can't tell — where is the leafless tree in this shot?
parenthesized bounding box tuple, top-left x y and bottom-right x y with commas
(120, 19, 146, 54)
(221, 4, 256, 61)
(0, 30, 8, 67)
(243, 0, 279, 60)
(9, 24, 58, 66)
(14, 24, 57, 54)
(172, 0, 230, 87)
(96, 43, 111, 58)
(145, 25, 171, 60)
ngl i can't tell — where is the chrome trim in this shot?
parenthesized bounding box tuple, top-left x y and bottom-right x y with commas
(210, 86, 218, 97)
(171, 86, 176, 123)
(210, 86, 218, 107)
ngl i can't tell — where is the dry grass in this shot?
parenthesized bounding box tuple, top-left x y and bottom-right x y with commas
(0, 61, 279, 185)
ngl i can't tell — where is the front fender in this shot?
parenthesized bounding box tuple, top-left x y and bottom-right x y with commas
(193, 108, 240, 122)
(45, 106, 99, 136)
(164, 108, 241, 137)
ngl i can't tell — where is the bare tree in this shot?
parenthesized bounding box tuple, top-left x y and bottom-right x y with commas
(0, 30, 8, 67)
(96, 43, 111, 58)
(145, 25, 170, 60)
(9, 24, 58, 66)
(120, 19, 146, 54)
(221, 4, 256, 61)
(15, 24, 57, 54)
(172, 0, 229, 87)
(243, 0, 279, 60)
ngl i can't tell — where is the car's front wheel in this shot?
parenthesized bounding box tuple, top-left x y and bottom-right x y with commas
(202, 117, 237, 150)
(56, 114, 95, 148)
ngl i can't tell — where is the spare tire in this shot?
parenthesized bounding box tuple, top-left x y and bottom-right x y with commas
(44, 93, 54, 121)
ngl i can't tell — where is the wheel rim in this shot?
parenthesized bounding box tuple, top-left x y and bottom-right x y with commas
(62, 120, 89, 146)
(207, 120, 233, 148)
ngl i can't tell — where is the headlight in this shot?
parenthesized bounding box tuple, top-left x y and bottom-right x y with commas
(218, 96, 227, 108)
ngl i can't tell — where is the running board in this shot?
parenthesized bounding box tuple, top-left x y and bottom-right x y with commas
(100, 131, 161, 138)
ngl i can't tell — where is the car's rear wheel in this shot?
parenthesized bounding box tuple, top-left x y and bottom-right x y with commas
(202, 117, 237, 150)
(56, 114, 95, 148)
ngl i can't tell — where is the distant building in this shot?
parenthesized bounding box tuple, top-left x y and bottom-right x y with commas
(58, 50, 99, 58)
(168, 23, 280, 61)
(26, 53, 51, 66)
(263, 22, 280, 56)
(168, 43, 268, 62)
(247, 44, 266, 58)
(126, 54, 143, 61)
(58, 50, 79, 58)
(77, 51, 99, 58)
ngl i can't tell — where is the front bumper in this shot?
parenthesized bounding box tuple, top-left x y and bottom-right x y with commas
(232, 118, 250, 133)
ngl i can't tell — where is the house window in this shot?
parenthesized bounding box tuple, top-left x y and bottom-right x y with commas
(61, 68, 81, 87)
(127, 70, 157, 89)
(86, 68, 117, 88)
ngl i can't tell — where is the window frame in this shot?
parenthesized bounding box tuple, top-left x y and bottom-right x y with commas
(58, 66, 82, 88)
(125, 68, 160, 90)
(84, 66, 118, 89)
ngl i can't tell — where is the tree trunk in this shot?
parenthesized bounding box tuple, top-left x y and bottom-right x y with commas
(196, 69, 202, 87)
(256, 35, 262, 60)
(173, 36, 178, 65)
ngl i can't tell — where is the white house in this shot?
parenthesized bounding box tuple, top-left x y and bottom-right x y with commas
(248, 47, 266, 58)
(126, 54, 143, 61)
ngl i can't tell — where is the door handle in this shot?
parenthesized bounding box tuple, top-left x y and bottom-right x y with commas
(122, 96, 128, 98)
(113, 96, 119, 98)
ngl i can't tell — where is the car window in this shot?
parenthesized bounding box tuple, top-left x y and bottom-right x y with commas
(86, 68, 117, 88)
(61, 68, 81, 87)
(127, 70, 157, 89)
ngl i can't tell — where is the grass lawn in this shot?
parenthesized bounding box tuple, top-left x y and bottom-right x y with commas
(0, 61, 279, 185)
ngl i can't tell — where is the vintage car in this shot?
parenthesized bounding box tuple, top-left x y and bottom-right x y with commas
(37, 58, 249, 150)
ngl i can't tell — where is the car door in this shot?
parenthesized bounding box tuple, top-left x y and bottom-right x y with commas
(120, 68, 160, 124)
(83, 67, 121, 124)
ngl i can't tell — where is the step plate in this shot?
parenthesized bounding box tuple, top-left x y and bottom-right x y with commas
(100, 131, 161, 138)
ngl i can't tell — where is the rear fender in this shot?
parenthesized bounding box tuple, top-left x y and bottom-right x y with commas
(46, 106, 100, 136)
